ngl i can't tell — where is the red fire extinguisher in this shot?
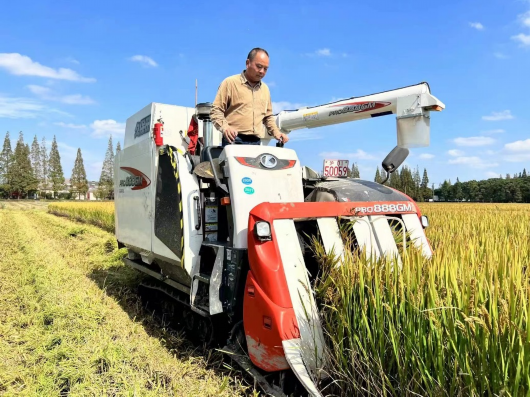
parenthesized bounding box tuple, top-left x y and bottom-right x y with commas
(153, 118, 164, 146)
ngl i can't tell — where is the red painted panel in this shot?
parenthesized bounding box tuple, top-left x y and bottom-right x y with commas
(243, 272, 300, 372)
(246, 200, 422, 308)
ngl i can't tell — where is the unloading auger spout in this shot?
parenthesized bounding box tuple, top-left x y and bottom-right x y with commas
(275, 82, 445, 149)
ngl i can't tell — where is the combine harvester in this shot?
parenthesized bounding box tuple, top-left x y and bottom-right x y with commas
(113, 82, 444, 396)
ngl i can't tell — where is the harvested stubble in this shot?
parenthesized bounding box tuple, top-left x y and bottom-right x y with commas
(0, 207, 245, 396)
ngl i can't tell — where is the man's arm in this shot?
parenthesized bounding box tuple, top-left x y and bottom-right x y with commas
(263, 94, 289, 142)
(210, 79, 231, 133)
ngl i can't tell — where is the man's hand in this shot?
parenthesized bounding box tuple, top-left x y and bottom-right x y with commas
(223, 126, 238, 143)
(275, 132, 289, 144)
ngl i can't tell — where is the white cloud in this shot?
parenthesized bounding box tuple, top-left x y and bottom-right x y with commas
(0, 53, 95, 82)
(272, 101, 307, 113)
(448, 156, 498, 169)
(511, 33, 530, 46)
(129, 55, 158, 67)
(65, 57, 80, 65)
(27, 84, 95, 105)
(453, 136, 495, 146)
(419, 153, 435, 159)
(485, 171, 500, 178)
(505, 138, 530, 152)
(54, 122, 87, 129)
(448, 149, 465, 157)
(266, 81, 276, 87)
(90, 119, 125, 138)
(469, 22, 484, 30)
(517, 10, 530, 28)
(482, 129, 505, 134)
(319, 149, 376, 160)
(304, 48, 337, 57)
(0, 94, 71, 119)
(0, 94, 46, 118)
(482, 110, 514, 121)
(494, 52, 508, 59)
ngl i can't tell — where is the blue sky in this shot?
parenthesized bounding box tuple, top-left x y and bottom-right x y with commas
(1, 0, 529, 186)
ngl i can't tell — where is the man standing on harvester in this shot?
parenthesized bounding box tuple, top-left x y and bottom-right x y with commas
(210, 47, 289, 147)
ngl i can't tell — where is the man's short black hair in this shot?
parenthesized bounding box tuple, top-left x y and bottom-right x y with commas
(247, 48, 269, 61)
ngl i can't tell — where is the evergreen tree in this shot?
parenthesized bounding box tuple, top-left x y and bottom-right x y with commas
(30, 135, 42, 196)
(374, 167, 382, 183)
(0, 131, 13, 197)
(389, 169, 402, 190)
(420, 168, 430, 200)
(523, 168, 527, 178)
(116, 141, 121, 152)
(71, 148, 89, 199)
(98, 136, 115, 199)
(453, 177, 464, 201)
(48, 135, 65, 197)
(413, 166, 421, 199)
(440, 180, 451, 201)
(351, 162, 360, 178)
(9, 132, 38, 198)
(40, 137, 48, 193)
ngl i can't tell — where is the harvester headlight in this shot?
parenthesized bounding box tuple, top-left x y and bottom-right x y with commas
(421, 215, 429, 228)
(254, 221, 271, 241)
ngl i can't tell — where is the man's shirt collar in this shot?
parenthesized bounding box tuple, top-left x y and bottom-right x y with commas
(240, 70, 261, 88)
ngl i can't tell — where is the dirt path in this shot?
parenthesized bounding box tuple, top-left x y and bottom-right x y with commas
(0, 208, 246, 396)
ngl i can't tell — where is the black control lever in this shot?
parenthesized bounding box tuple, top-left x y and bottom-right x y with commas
(205, 146, 229, 194)
(276, 137, 284, 148)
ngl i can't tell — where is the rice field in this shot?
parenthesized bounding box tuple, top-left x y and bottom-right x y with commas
(314, 203, 530, 396)
(48, 201, 115, 232)
(37, 201, 530, 395)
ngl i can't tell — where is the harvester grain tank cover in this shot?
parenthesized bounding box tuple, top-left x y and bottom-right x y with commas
(328, 101, 391, 116)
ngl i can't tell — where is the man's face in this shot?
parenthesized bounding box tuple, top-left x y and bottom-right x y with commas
(246, 51, 269, 83)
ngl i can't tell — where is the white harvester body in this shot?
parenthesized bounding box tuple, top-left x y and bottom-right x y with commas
(113, 82, 444, 397)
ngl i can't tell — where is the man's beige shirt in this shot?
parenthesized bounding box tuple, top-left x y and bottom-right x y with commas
(210, 71, 281, 139)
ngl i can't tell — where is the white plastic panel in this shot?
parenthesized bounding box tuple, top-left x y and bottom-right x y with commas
(283, 339, 323, 397)
(368, 215, 402, 268)
(351, 216, 380, 261)
(114, 137, 154, 252)
(316, 217, 344, 265)
(402, 213, 433, 258)
(222, 145, 304, 249)
(274, 219, 326, 380)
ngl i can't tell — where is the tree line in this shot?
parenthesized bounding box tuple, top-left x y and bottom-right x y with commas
(2, 130, 528, 203)
(433, 171, 530, 203)
(346, 161, 530, 203)
(0, 131, 119, 200)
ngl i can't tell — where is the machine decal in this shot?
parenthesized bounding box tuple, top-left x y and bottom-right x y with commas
(328, 101, 391, 117)
(303, 111, 319, 121)
(353, 203, 414, 214)
(119, 167, 151, 190)
(244, 187, 255, 194)
(260, 154, 278, 169)
(134, 114, 151, 138)
(235, 156, 296, 170)
(242, 177, 252, 185)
